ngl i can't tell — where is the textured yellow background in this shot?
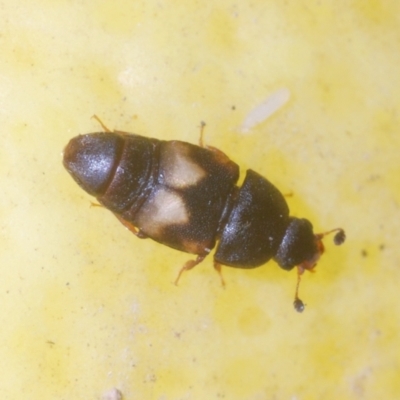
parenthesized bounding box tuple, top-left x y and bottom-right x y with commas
(1, 1, 399, 399)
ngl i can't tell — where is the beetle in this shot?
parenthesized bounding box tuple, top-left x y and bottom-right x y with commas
(63, 117, 345, 312)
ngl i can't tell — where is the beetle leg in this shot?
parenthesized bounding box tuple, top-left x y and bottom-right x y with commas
(114, 214, 148, 239)
(88, 200, 147, 238)
(198, 121, 206, 147)
(198, 122, 223, 152)
(198, 121, 224, 153)
(213, 261, 226, 288)
(198, 122, 237, 172)
(91, 115, 112, 132)
(198, 123, 237, 175)
(174, 255, 206, 285)
(89, 201, 147, 238)
(293, 267, 305, 312)
(91, 115, 132, 137)
(293, 262, 317, 313)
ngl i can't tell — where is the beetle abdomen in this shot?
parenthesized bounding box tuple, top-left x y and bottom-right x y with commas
(214, 169, 290, 268)
(63, 133, 124, 196)
(63, 132, 158, 216)
(64, 132, 240, 256)
(99, 134, 159, 214)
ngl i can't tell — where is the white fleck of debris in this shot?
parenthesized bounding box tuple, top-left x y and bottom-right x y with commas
(240, 88, 291, 133)
(102, 388, 123, 400)
(119, 66, 145, 87)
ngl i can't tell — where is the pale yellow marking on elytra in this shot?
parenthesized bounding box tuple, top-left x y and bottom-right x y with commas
(162, 142, 206, 189)
(136, 187, 189, 237)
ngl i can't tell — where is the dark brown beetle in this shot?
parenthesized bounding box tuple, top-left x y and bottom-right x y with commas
(63, 118, 345, 312)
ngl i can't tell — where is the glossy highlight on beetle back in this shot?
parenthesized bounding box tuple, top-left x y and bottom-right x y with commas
(63, 133, 123, 196)
(63, 124, 345, 312)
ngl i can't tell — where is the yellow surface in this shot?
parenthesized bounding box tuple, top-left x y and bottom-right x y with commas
(1, 1, 399, 399)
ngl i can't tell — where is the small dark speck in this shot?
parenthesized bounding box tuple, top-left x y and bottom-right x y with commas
(361, 249, 368, 257)
(231, 105, 236, 110)
(379, 244, 385, 251)
(367, 174, 381, 182)
(146, 374, 156, 383)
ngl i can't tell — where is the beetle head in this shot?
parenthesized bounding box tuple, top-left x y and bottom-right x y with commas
(274, 218, 320, 271)
(274, 218, 345, 312)
(63, 133, 123, 196)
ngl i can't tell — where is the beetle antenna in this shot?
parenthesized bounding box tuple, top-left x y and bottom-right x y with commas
(199, 121, 206, 147)
(91, 114, 112, 132)
(293, 227, 345, 312)
(316, 228, 346, 246)
(293, 268, 305, 312)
